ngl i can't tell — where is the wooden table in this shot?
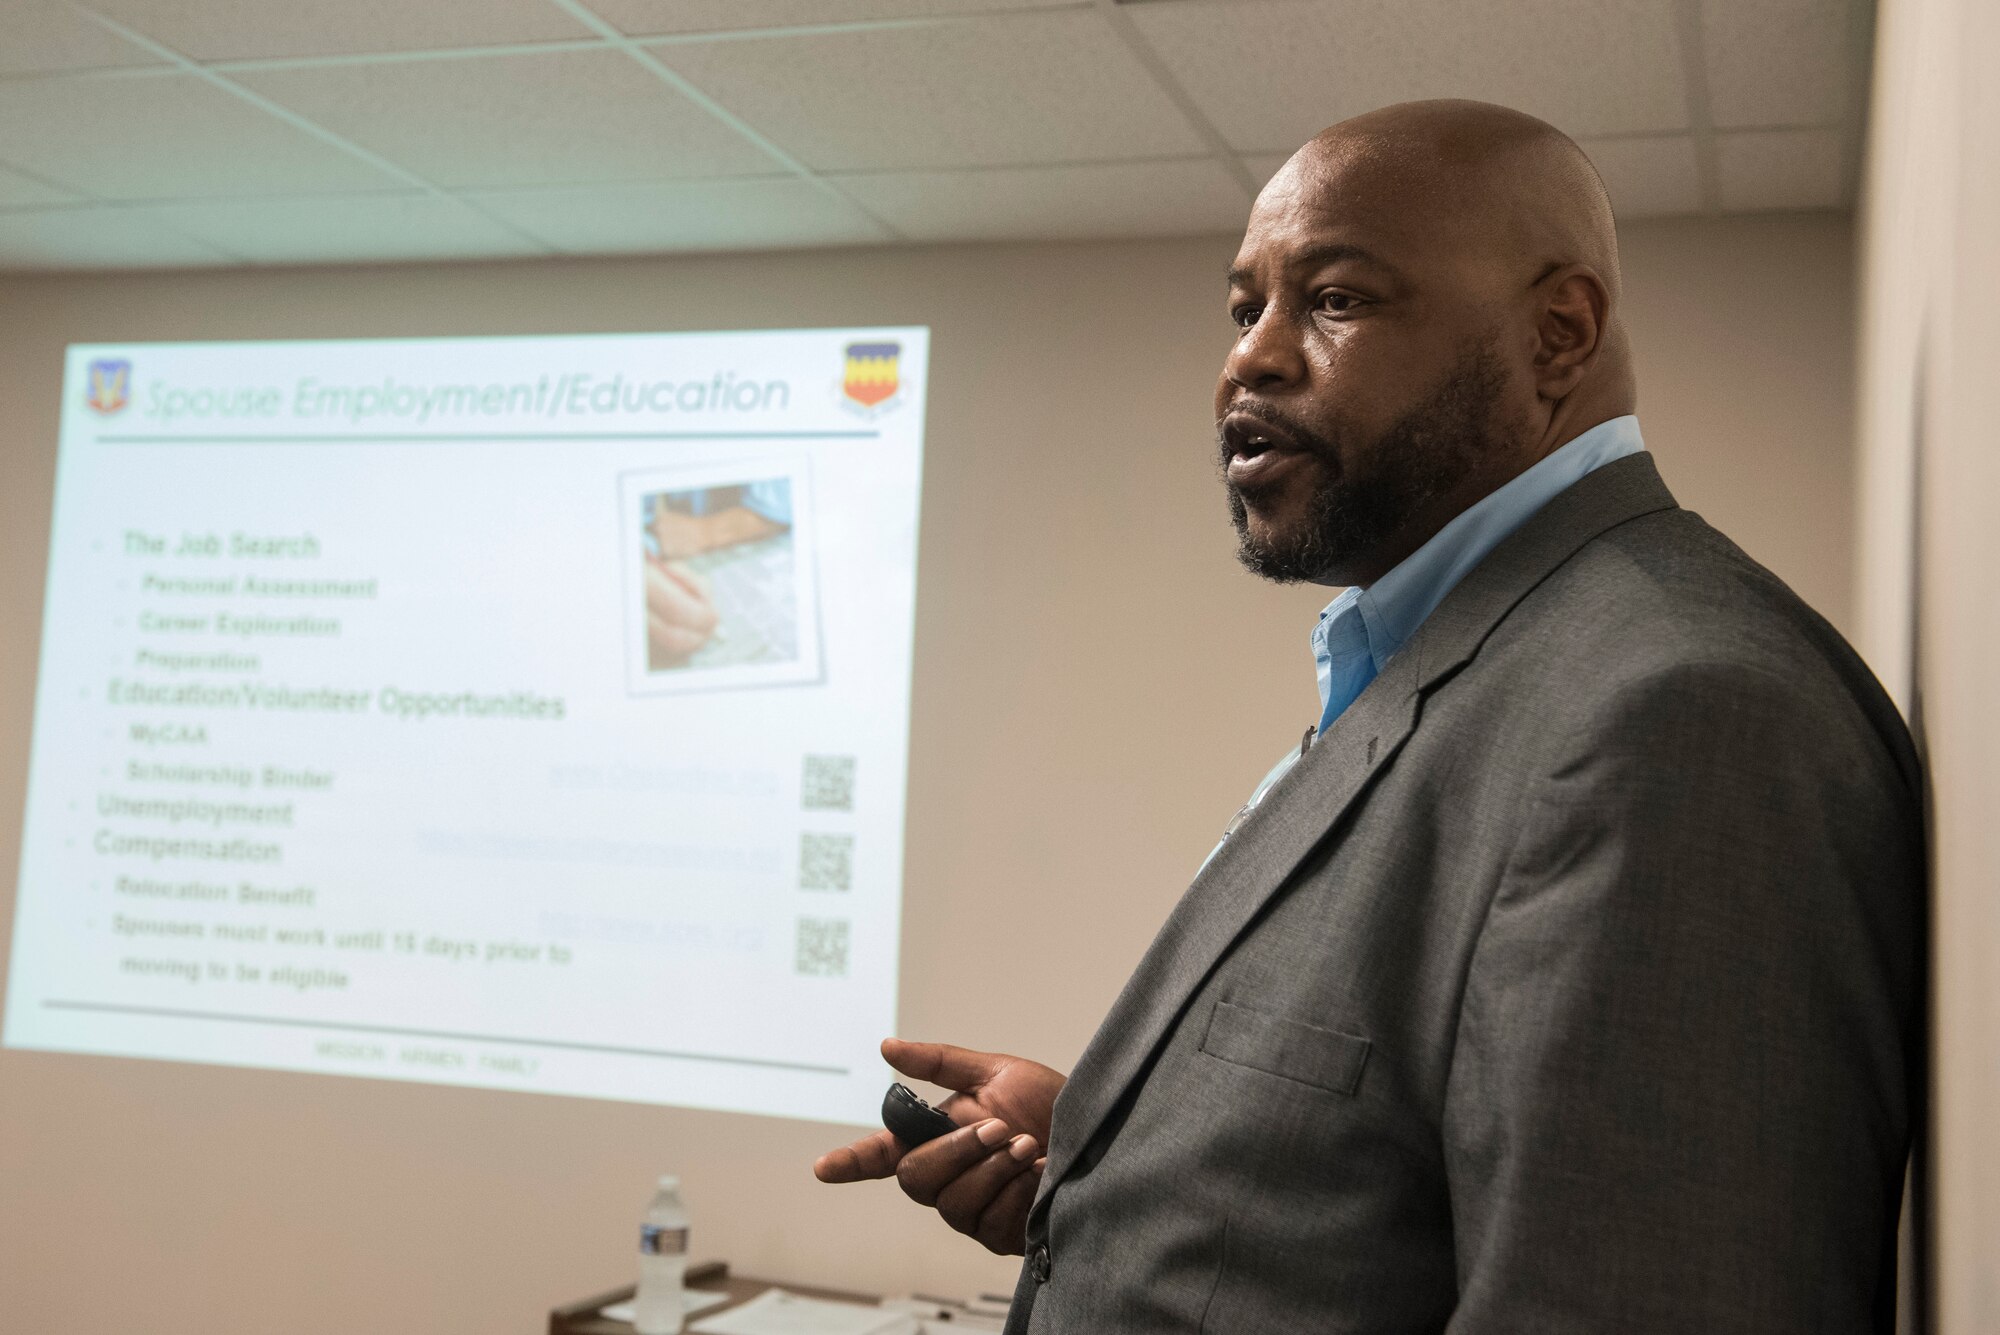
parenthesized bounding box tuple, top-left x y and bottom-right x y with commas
(550, 1261, 880, 1335)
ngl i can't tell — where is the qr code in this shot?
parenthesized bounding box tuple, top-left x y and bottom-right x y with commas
(795, 916, 850, 977)
(801, 754, 856, 811)
(800, 832, 854, 892)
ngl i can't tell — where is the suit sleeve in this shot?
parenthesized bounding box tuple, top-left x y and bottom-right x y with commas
(1440, 660, 1921, 1334)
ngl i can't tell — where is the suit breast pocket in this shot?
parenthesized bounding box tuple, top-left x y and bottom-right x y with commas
(1198, 999, 1371, 1096)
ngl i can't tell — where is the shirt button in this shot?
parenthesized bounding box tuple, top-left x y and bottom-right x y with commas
(1029, 1243, 1052, 1283)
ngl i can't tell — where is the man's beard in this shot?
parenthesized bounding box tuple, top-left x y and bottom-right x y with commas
(1224, 338, 1510, 584)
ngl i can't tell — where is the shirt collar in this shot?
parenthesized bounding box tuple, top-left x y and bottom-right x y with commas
(1313, 415, 1647, 703)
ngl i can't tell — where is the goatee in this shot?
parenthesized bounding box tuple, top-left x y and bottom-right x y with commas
(1224, 338, 1510, 584)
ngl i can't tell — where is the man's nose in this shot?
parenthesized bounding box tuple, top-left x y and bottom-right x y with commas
(1222, 311, 1306, 394)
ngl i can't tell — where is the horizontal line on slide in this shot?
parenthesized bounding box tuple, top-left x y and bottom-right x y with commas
(40, 999, 848, 1076)
(91, 431, 880, 444)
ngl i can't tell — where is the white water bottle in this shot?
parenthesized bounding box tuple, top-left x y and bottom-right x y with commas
(634, 1174, 690, 1335)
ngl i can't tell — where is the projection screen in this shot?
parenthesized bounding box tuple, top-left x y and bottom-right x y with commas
(2, 328, 928, 1127)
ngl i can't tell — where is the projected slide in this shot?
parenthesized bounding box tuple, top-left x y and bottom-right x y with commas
(2, 328, 927, 1126)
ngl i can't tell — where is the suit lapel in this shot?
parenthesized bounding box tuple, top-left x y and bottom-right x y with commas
(1031, 453, 1680, 1215)
(1033, 663, 1421, 1200)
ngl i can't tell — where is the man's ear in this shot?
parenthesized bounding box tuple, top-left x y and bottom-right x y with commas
(1532, 266, 1611, 401)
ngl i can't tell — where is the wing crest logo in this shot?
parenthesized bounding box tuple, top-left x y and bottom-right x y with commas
(86, 358, 132, 415)
(839, 342, 901, 417)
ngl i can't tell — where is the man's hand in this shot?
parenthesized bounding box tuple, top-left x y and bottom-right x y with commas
(650, 507, 708, 562)
(814, 1038, 1067, 1256)
(644, 557, 719, 668)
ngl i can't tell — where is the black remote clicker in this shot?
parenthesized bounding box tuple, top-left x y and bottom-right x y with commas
(882, 1082, 959, 1148)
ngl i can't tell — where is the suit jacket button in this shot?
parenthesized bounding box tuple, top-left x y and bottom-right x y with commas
(1029, 1243, 1051, 1283)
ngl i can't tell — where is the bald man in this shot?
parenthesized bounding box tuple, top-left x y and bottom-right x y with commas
(816, 101, 1921, 1332)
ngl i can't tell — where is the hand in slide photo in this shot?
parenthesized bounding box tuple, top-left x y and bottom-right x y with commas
(812, 1038, 1067, 1256)
(644, 556, 720, 667)
(650, 498, 786, 560)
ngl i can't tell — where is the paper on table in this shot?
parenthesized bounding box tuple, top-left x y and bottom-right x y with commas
(688, 1289, 920, 1335)
(876, 1298, 1005, 1332)
(600, 1290, 731, 1323)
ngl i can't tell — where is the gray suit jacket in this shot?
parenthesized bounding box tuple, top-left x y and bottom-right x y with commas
(1005, 454, 1922, 1334)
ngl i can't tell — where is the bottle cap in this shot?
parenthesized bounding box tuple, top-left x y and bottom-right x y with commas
(656, 1174, 681, 1191)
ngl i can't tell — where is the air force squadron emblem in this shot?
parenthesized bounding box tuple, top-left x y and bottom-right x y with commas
(839, 341, 901, 417)
(86, 358, 132, 415)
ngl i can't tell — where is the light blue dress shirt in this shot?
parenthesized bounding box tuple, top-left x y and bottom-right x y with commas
(1311, 414, 1647, 734)
(1205, 416, 1647, 868)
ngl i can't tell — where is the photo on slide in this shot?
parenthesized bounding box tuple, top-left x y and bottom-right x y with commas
(620, 458, 823, 696)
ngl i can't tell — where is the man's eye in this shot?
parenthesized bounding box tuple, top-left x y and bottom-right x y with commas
(1231, 305, 1262, 328)
(1317, 291, 1362, 314)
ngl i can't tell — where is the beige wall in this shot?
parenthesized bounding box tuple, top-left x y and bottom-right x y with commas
(1858, 0, 2000, 1326)
(0, 212, 1857, 1334)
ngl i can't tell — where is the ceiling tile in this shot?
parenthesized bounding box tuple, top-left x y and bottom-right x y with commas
(0, 0, 166, 76)
(84, 0, 594, 61)
(654, 12, 1207, 171)
(601, 0, 1057, 37)
(467, 178, 891, 253)
(1131, 0, 1688, 152)
(837, 158, 1250, 242)
(1715, 128, 1845, 210)
(1581, 135, 1703, 219)
(143, 193, 553, 264)
(0, 164, 90, 208)
(0, 206, 235, 269)
(1702, 0, 1852, 129)
(234, 50, 779, 188)
(0, 74, 405, 200)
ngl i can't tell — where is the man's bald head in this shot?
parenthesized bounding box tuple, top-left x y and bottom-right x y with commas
(1218, 100, 1637, 586)
(1296, 101, 1622, 299)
